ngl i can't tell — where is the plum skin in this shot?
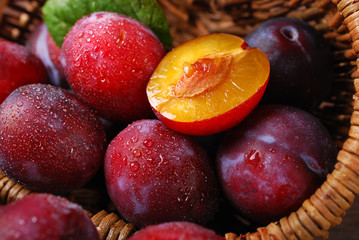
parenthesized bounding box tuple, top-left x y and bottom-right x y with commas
(26, 22, 67, 88)
(216, 104, 337, 224)
(0, 193, 99, 240)
(104, 119, 219, 228)
(128, 222, 224, 240)
(0, 84, 107, 194)
(0, 40, 48, 104)
(245, 17, 333, 110)
(61, 11, 166, 123)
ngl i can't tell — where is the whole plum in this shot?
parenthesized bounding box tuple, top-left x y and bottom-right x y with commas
(61, 11, 166, 123)
(0, 84, 107, 194)
(216, 104, 337, 224)
(245, 17, 333, 110)
(0, 193, 99, 240)
(128, 222, 224, 240)
(0, 40, 48, 104)
(105, 119, 219, 228)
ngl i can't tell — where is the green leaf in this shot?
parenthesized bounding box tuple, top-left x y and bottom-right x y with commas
(42, 0, 172, 49)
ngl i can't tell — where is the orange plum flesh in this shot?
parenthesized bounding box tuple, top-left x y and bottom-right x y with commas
(147, 33, 270, 136)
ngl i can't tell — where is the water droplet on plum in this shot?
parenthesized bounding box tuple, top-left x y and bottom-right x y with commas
(143, 139, 153, 147)
(130, 161, 140, 172)
(133, 149, 141, 158)
(245, 149, 261, 167)
(31, 217, 37, 223)
(147, 157, 155, 165)
(122, 157, 128, 166)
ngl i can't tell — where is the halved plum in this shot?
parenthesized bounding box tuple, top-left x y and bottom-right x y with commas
(147, 33, 270, 136)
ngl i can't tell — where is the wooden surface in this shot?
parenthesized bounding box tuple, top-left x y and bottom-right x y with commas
(327, 196, 359, 240)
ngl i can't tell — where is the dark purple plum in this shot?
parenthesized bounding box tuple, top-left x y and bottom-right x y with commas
(216, 104, 337, 224)
(245, 17, 333, 110)
(0, 40, 48, 104)
(0, 84, 107, 194)
(128, 222, 224, 240)
(0, 193, 99, 240)
(104, 119, 219, 228)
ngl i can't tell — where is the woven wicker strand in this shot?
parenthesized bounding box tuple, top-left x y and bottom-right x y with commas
(0, 171, 31, 204)
(91, 210, 135, 240)
(0, 0, 9, 23)
(0, 0, 44, 43)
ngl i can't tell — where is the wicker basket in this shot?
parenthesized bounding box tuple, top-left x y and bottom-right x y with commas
(0, 0, 359, 239)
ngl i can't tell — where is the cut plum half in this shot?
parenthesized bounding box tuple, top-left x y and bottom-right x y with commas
(147, 33, 270, 135)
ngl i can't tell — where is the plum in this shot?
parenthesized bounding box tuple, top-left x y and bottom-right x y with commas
(216, 104, 337, 224)
(0, 40, 48, 104)
(147, 33, 269, 136)
(61, 11, 166, 123)
(0, 84, 107, 194)
(104, 119, 219, 228)
(245, 17, 333, 110)
(128, 222, 224, 240)
(26, 22, 67, 88)
(0, 193, 99, 240)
